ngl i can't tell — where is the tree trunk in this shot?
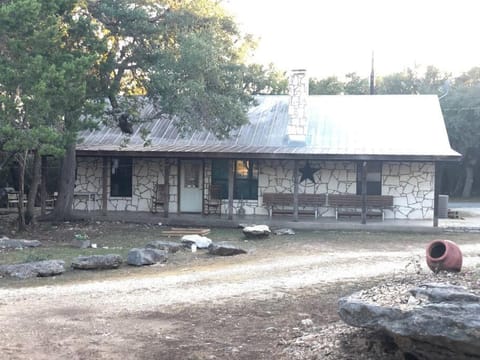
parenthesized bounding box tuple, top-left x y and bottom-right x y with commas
(16, 152, 27, 231)
(462, 164, 474, 198)
(25, 150, 41, 225)
(53, 142, 76, 220)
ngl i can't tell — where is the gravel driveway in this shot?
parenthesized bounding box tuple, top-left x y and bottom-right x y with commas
(1, 236, 479, 359)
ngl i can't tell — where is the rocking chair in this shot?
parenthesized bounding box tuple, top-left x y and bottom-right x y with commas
(151, 184, 167, 214)
(205, 184, 222, 216)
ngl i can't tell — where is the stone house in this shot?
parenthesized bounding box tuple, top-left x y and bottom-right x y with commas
(74, 70, 460, 220)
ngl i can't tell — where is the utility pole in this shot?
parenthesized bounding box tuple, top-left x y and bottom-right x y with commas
(370, 51, 375, 95)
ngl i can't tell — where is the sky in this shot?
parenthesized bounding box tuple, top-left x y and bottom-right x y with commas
(223, 0, 480, 79)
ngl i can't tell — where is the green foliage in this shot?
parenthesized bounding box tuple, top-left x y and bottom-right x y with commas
(376, 66, 448, 95)
(441, 77, 480, 159)
(344, 72, 369, 94)
(0, 0, 103, 157)
(309, 76, 344, 95)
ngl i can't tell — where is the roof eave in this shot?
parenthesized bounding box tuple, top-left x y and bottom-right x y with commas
(76, 149, 462, 162)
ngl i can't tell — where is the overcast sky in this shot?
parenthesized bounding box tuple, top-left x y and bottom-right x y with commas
(224, 0, 480, 79)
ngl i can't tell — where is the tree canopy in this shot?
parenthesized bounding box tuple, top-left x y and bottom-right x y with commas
(0, 0, 287, 225)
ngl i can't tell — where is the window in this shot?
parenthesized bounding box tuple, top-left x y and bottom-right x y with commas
(356, 161, 382, 195)
(111, 157, 132, 197)
(211, 159, 259, 200)
(234, 160, 259, 200)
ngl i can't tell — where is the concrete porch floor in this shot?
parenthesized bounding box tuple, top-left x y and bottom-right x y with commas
(69, 209, 480, 233)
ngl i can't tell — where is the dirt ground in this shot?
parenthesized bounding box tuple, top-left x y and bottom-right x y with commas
(1, 221, 480, 360)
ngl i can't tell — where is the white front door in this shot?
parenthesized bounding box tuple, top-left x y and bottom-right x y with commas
(179, 160, 203, 212)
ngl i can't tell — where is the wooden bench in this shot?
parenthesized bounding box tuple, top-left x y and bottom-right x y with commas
(263, 193, 326, 218)
(327, 194, 394, 220)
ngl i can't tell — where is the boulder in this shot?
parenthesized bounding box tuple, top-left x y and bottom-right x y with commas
(208, 242, 247, 256)
(146, 240, 182, 253)
(0, 260, 65, 279)
(273, 228, 295, 235)
(0, 237, 42, 249)
(242, 225, 271, 239)
(181, 234, 212, 249)
(71, 254, 123, 270)
(127, 248, 168, 266)
(71, 239, 91, 249)
(338, 283, 480, 360)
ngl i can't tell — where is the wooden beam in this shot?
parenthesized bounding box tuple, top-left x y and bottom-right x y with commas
(164, 159, 170, 218)
(293, 160, 299, 221)
(102, 156, 109, 216)
(228, 159, 234, 220)
(433, 162, 442, 227)
(361, 161, 367, 225)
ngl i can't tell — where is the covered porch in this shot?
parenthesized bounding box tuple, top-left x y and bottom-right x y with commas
(69, 209, 476, 233)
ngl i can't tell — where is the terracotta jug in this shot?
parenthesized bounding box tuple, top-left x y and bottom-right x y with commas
(426, 239, 462, 273)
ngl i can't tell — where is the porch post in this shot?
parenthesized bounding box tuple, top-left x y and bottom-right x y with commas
(361, 161, 367, 225)
(228, 159, 234, 220)
(164, 159, 170, 218)
(40, 156, 47, 216)
(433, 162, 442, 227)
(293, 160, 299, 221)
(102, 156, 109, 216)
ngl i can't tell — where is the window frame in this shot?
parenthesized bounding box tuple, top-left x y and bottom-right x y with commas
(211, 159, 259, 200)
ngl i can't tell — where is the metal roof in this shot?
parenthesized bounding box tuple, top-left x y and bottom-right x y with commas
(76, 95, 461, 161)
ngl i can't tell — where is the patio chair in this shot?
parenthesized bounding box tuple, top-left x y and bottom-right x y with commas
(45, 192, 58, 208)
(205, 184, 222, 216)
(7, 192, 27, 208)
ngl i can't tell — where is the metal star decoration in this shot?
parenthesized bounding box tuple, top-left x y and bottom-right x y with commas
(299, 161, 318, 183)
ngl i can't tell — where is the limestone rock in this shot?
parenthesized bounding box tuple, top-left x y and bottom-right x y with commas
(0, 260, 65, 279)
(274, 228, 295, 235)
(71, 254, 123, 270)
(146, 240, 182, 253)
(208, 242, 247, 256)
(181, 234, 212, 249)
(71, 239, 91, 249)
(127, 248, 168, 266)
(242, 225, 271, 238)
(338, 283, 480, 360)
(0, 237, 42, 249)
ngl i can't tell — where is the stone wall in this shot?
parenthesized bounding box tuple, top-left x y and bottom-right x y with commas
(382, 162, 434, 219)
(74, 157, 177, 212)
(253, 160, 434, 219)
(75, 157, 435, 219)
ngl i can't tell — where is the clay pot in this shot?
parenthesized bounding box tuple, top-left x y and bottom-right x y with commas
(426, 239, 462, 273)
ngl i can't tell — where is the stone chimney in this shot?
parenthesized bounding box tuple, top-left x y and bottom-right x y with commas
(287, 69, 308, 145)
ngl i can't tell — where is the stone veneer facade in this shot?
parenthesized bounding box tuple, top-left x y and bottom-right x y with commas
(75, 157, 178, 213)
(74, 157, 434, 220)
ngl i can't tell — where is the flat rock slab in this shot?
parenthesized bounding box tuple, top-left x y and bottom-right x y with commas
(273, 228, 295, 235)
(127, 248, 168, 266)
(71, 239, 91, 249)
(181, 235, 212, 249)
(208, 242, 247, 256)
(338, 282, 480, 360)
(146, 240, 182, 253)
(242, 225, 271, 239)
(71, 254, 123, 270)
(0, 260, 65, 279)
(0, 237, 42, 249)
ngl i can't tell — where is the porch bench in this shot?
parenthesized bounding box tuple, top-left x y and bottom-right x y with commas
(263, 193, 326, 218)
(327, 194, 394, 220)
